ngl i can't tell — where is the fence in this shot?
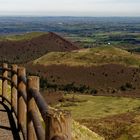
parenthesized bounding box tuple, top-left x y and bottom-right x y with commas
(0, 63, 71, 140)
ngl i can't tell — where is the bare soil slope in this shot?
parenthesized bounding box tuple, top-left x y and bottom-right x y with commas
(27, 63, 140, 97)
(0, 32, 78, 63)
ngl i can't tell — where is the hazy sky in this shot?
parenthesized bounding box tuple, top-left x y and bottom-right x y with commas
(0, 0, 140, 16)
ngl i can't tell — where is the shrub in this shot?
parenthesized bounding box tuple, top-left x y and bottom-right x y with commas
(125, 82, 133, 89)
(120, 82, 133, 91)
(120, 85, 126, 91)
(90, 88, 98, 95)
(40, 77, 48, 89)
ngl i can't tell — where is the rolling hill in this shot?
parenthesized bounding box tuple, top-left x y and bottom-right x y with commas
(0, 32, 78, 63)
(26, 47, 140, 97)
(33, 46, 140, 67)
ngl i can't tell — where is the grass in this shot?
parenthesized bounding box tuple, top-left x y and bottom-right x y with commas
(72, 120, 104, 140)
(34, 46, 140, 67)
(86, 112, 140, 140)
(54, 94, 140, 140)
(66, 32, 140, 49)
(0, 80, 11, 100)
(0, 32, 47, 41)
(55, 94, 140, 120)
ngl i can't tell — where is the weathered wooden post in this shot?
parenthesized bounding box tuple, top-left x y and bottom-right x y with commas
(45, 110, 72, 140)
(27, 76, 39, 140)
(18, 67, 27, 140)
(11, 64, 18, 114)
(27, 76, 71, 140)
(2, 63, 8, 102)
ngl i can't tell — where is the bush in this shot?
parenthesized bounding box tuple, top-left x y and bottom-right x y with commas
(90, 88, 98, 95)
(40, 77, 48, 89)
(120, 82, 133, 91)
(125, 82, 133, 89)
(120, 85, 127, 91)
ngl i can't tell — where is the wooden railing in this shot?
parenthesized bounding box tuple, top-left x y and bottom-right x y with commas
(0, 63, 71, 140)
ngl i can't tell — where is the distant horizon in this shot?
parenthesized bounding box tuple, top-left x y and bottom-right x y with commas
(0, 12, 140, 17)
(0, 15, 140, 18)
(0, 0, 140, 17)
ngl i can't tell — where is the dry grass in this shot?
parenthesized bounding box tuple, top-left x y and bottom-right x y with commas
(55, 94, 140, 140)
(72, 120, 104, 140)
(34, 46, 140, 67)
(0, 32, 47, 41)
(55, 94, 140, 120)
(0, 80, 11, 101)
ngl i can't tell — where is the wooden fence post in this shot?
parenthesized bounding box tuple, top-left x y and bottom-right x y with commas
(2, 63, 8, 102)
(27, 76, 39, 140)
(18, 67, 27, 140)
(11, 64, 18, 115)
(45, 110, 71, 140)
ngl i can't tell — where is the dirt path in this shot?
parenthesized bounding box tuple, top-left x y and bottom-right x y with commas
(0, 101, 21, 140)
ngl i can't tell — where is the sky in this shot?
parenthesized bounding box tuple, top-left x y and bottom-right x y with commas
(0, 0, 140, 16)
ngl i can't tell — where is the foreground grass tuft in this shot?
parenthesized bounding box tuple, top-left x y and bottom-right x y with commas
(0, 81, 11, 100)
(72, 120, 104, 140)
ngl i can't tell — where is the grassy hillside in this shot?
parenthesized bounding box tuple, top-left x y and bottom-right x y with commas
(34, 46, 140, 67)
(0, 32, 47, 41)
(55, 94, 140, 140)
(55, 94, 140, 120)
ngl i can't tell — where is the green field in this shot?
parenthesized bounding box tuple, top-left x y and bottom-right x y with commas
(55, 94, 140, 120)
(65, 32, 140, 49)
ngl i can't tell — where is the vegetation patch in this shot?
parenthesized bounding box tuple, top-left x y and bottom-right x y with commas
(0, 80, 11, 100)
(0, 32, 48, 41)
(34, 46, 140, 67)
(55, 94, 140, 120)
(54, 94, 140, 140)
(79, 111, 140, 140)
(72, 120, 104, 140)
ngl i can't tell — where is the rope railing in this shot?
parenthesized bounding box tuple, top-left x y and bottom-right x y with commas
(0, 63, 71, 140)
